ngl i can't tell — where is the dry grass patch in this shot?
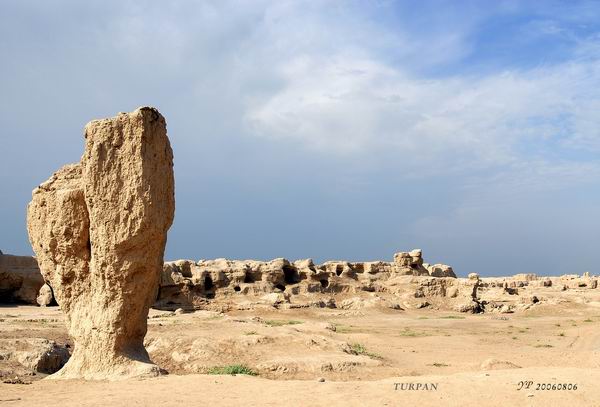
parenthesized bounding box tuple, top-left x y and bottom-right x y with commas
(428, 362, 449, 367)
(264, 320, 303, 327)
(398, 328, 429, 337)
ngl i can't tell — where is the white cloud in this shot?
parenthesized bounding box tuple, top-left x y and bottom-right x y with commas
(244, 45, 600, 184)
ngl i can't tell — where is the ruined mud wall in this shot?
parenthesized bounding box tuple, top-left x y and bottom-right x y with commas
(0, 252, 44, 304)
(0, 249, 453, 307)
(4, 249, 598, 315)
(155, 250, 467, 311)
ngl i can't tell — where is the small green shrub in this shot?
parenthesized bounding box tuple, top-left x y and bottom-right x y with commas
(207, 365, 257, 376)
(350, 343, 383, 359)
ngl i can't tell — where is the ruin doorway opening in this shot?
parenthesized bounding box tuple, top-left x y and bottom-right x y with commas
(283, 265, 300, 284)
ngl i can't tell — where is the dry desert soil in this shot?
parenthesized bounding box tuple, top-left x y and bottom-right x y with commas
(1, 299, 600, 406)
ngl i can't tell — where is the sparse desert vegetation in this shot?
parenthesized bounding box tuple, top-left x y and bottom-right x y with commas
(207, 365, 258, 376)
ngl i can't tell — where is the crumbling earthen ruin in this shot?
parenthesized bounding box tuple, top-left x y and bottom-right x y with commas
(26, 107, 174, 380)
(155, 250, 470, 311)
(0, 251, 45, 304)
(3, 246, 598, 317)
(155, 257, 600, 315)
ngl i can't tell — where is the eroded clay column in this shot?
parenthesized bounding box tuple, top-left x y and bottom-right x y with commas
(27, 107, 175, 380)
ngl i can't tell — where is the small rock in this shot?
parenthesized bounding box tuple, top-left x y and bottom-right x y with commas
(36, 283, 54, 306)
(409, 249, 422, 258)
(427, 264, 457, 278)
(317, 377, 325, 382)
(415, 300, 430, 309)
(323, 323, 337, 332)
(453, 301, 480, 313)
(402, 300, 430, 310)
(260, 292, 290, 306)
(14, 339, 70, 374)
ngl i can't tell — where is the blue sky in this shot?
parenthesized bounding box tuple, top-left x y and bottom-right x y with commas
(1, 0, 599, 276)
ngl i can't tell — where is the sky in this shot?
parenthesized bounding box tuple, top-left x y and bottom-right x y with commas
(1, 0, 600, 277)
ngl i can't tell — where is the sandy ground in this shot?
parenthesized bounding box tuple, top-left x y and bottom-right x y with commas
(1, 300, 600, 406)
(1, 367, 599, 407)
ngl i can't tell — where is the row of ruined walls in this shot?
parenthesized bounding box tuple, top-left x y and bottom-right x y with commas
(4, 250, 600, 314)
(1, 249, 473, 312)
(155, 250, 457, 309)
(0, 249, 467, 309)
